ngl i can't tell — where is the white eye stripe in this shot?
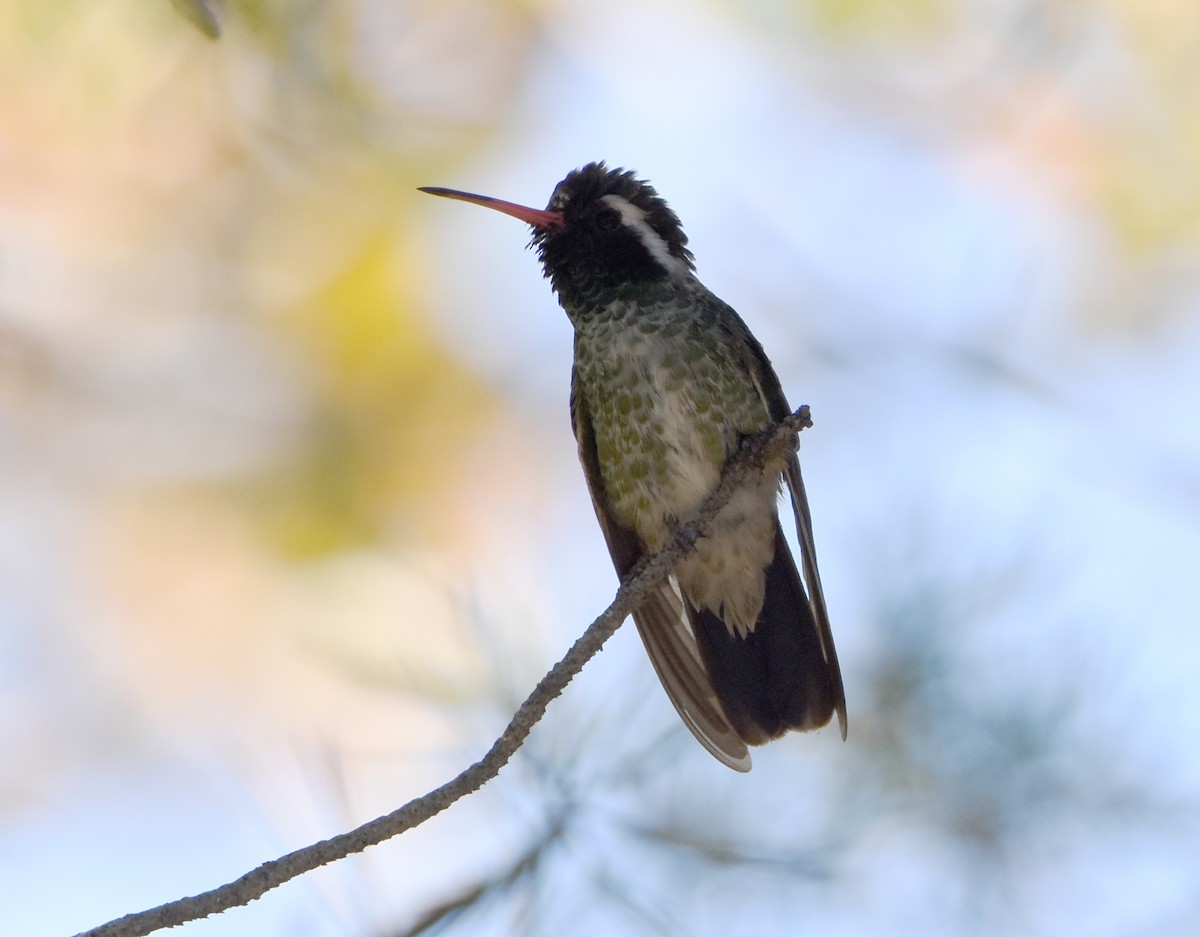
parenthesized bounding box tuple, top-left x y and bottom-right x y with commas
(600, 194, 690, 278)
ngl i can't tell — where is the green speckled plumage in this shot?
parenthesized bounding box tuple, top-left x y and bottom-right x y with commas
(570, 280, 793, 647)
(572, 283, 768, 535)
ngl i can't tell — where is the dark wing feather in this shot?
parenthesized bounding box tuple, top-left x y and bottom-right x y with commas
(717, 301, 848, 739)
(570, 366, 752, 770)
(783, 457, 847, 738)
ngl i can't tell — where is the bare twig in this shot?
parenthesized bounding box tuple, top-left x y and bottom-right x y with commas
(75, 406, 813, 937)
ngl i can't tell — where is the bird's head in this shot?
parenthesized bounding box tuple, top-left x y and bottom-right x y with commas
(420, 162, 695, 306)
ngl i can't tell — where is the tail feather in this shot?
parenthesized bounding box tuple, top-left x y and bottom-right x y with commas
(691, 522, 839, 745)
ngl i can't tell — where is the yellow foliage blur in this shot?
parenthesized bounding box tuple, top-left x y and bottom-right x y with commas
(248, 233, 497, 557)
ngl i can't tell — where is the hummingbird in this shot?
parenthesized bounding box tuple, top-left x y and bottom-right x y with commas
(420, 162, 845, 771)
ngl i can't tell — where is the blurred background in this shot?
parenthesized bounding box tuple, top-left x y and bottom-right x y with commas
(2, 1, 1199, 934)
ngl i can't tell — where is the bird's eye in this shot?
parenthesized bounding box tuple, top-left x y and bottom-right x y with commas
(594, 207, 621, 232)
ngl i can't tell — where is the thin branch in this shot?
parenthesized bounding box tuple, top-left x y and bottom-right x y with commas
(75, 406, 813, 937)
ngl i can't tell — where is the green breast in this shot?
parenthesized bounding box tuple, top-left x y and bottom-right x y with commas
(572, 286, 770, 548)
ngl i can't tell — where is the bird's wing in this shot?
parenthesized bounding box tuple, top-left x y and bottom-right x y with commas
(571, 367, 752, 771)
(718, 301, 848, 739)
(782, 457, 847, 738)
